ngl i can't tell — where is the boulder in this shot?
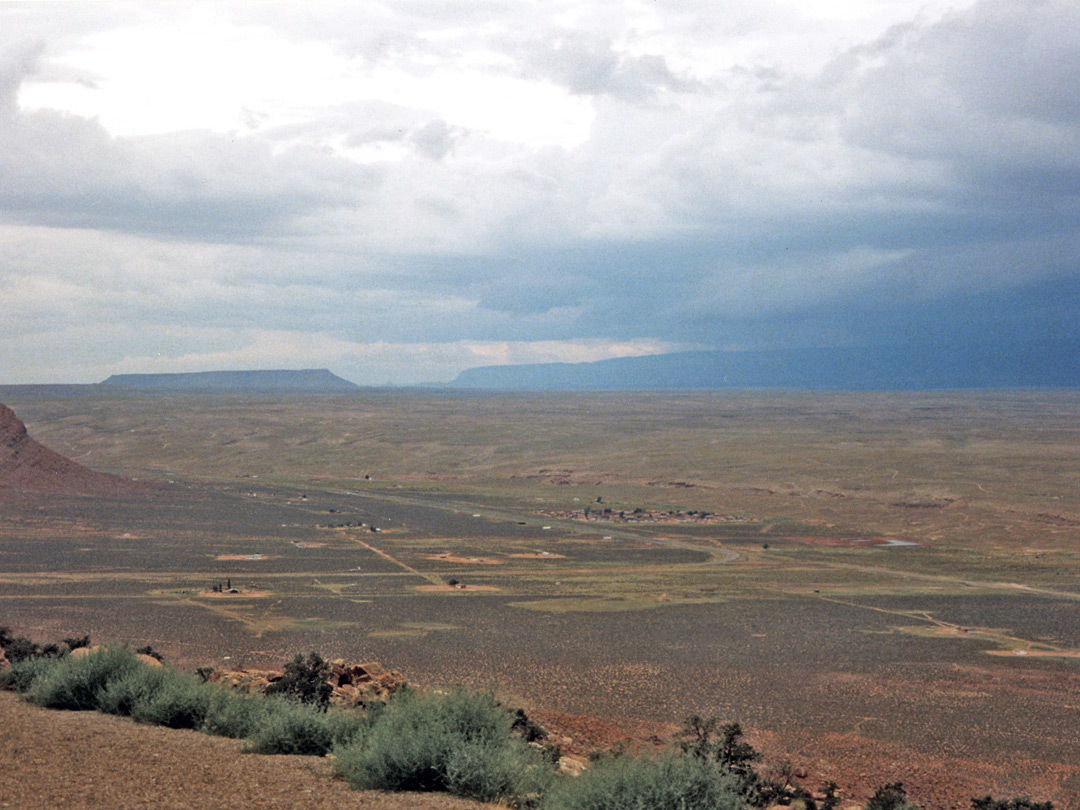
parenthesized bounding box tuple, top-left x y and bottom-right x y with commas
(209, 659, 407, 707)
(135, 653, 164, 669)
(69, 646, 162, 668)
(329, 659, 371, 686)
(359, 661, 386, 678)
(207, 668, 282, 693)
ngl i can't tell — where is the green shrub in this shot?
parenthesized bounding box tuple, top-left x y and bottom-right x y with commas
(87, 661, 209, 728)
(866, 782, 920, 810)
(26, 646, 144, 711)
(96, 664, 166, 717)
(264, 652, 332, 709)
(821, 781, 842, 810)
(130, 669, 211, 729)
(757, 759, 816, 808)
(4, 636, 45, 663)
(676, 716, 760, 770)
(333, 688, 553, 806)
(673, 715, 761, 800)
(443, 738, 553, 806)
(511, 707, 548, 743)
(202, 687, 273, 740)
(971, 798, 1054, 810)
(62, 635, 92, 651)
(545, 749, 747, 810)
(0, 628, 90, 666)
(0, 653, 63, 693)
(246, 697, 363, 756)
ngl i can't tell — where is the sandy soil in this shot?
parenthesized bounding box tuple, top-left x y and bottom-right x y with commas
(0, 691, 484, 810)
(196, 589, 273, 598)
(424, 554, 504, 565)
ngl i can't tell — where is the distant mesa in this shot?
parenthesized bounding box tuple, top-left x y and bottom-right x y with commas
(101, 369, 359, 392)
(451, 341, 1080, 391)
(0, 403, 144, 497)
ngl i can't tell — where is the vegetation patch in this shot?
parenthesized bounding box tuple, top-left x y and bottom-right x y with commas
(368, 622, 460, 639)
(1, 644, 366, 757)
(892, 624, 1080, 659)
(1, 629, 1062, 810)
(547, 749, 746, 810)
(333, 687, 554, 806)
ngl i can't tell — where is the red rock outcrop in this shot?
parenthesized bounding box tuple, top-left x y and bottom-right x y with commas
(207, 659, 406, 707)
(0, 403, 142, 497)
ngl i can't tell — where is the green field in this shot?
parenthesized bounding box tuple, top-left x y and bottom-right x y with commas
(1, 387, 1078, 807)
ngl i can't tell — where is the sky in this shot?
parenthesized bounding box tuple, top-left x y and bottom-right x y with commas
(1, 0, 1078, 385)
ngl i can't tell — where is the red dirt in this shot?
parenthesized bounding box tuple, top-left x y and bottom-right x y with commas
(525, 706, 1072, 809)
(527, 707, 648, 756)
(764, 727, 1077, 810)
(0, 403, 149, 497)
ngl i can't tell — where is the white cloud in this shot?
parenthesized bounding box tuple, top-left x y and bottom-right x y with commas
(16, 9, 596, 148)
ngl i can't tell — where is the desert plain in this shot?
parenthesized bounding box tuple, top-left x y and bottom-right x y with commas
(0, 387, 1077, 809)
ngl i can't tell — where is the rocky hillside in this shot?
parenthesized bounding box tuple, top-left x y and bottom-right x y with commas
(0, 403, 142, 496)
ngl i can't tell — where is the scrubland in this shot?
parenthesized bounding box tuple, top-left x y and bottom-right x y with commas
(1, 387, 1077, 808)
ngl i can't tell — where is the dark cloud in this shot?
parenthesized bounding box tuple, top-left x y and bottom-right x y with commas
(818, 0, 1080, 183)
(571, 0, 1080, 332)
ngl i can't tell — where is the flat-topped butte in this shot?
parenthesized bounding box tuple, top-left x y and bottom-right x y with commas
(101, 369, 358, 392)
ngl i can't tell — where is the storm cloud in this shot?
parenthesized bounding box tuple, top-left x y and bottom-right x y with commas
(0, 0, 1076, 384)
